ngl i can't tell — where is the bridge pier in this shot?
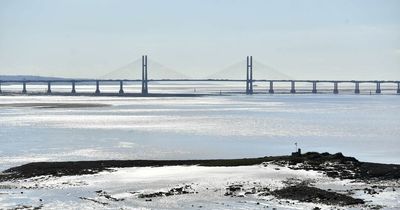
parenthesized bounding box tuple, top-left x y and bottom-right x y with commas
(95, 81, 100, 95)
(355, 82, 360, 94)
(119, 81, 124, 94)
(22, 82, 27, 94)
(246, 56, 253, 95)
(333, 82, 339, 94)
(397, 83, 400, 94)
(312, 82, 317, 94)
(71, 81, 76, 94)
(142, 55, 148, 95)
(290, 81, 296, 94)
(375, 82, 381, 94)
(268, 81, 274, 94)
(47, 82, 51, 94)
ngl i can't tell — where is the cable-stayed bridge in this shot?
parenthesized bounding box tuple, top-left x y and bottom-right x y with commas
(207, 59, 292, 80)
(101, 57, 191, 80)
(0, 55, 399, 96)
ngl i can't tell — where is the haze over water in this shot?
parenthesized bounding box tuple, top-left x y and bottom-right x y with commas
(1, 94, 399, 171)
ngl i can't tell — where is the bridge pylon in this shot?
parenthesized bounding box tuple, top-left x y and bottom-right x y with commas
(142, 55, 148, 95)
(246, 56, 253, 95)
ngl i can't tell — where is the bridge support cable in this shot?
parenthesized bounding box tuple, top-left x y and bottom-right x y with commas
(142, 55, 148, 95)
(246, 56, 253, 95)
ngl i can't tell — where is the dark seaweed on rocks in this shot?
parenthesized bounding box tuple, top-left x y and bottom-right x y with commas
(269, 152, 400, 180)
(221, 182, 365, 206)
(137, 185, 195, 198)
(1, 152, 399, 181)
(273, 185, 365, 206)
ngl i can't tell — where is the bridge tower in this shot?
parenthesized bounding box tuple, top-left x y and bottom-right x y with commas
(142, 55, 148, 95)
(246, 56, 253, 95)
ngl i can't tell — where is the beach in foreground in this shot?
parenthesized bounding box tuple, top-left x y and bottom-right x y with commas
(1, 152, 400, 209)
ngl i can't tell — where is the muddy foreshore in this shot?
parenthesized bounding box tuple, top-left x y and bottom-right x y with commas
(2, 152, 399, 182)
(1, 152, 399, 209)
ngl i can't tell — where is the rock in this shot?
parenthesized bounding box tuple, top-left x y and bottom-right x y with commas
(273, 185, 364, 206)
(2, 152, 400, 182)
(96, 190, 124, 201)
(138, 185, 195, 198)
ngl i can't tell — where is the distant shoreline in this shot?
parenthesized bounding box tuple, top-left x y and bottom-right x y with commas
(0, 92, 207, 97)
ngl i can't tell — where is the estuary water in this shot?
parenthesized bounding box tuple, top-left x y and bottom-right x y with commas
(0, 94, 399, 170)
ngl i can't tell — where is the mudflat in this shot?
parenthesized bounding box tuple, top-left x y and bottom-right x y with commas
(1, 152, 399, 209)
(2, 152, 399, 181)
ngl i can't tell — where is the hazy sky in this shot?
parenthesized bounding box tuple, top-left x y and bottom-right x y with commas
(0, 0, 399, 79)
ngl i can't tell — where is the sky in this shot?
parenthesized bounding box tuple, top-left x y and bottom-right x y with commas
(0, 0, 399, 79)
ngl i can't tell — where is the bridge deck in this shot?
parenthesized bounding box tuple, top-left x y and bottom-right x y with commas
(1, 79, 399, 96)
(0, 79, 399, 83)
